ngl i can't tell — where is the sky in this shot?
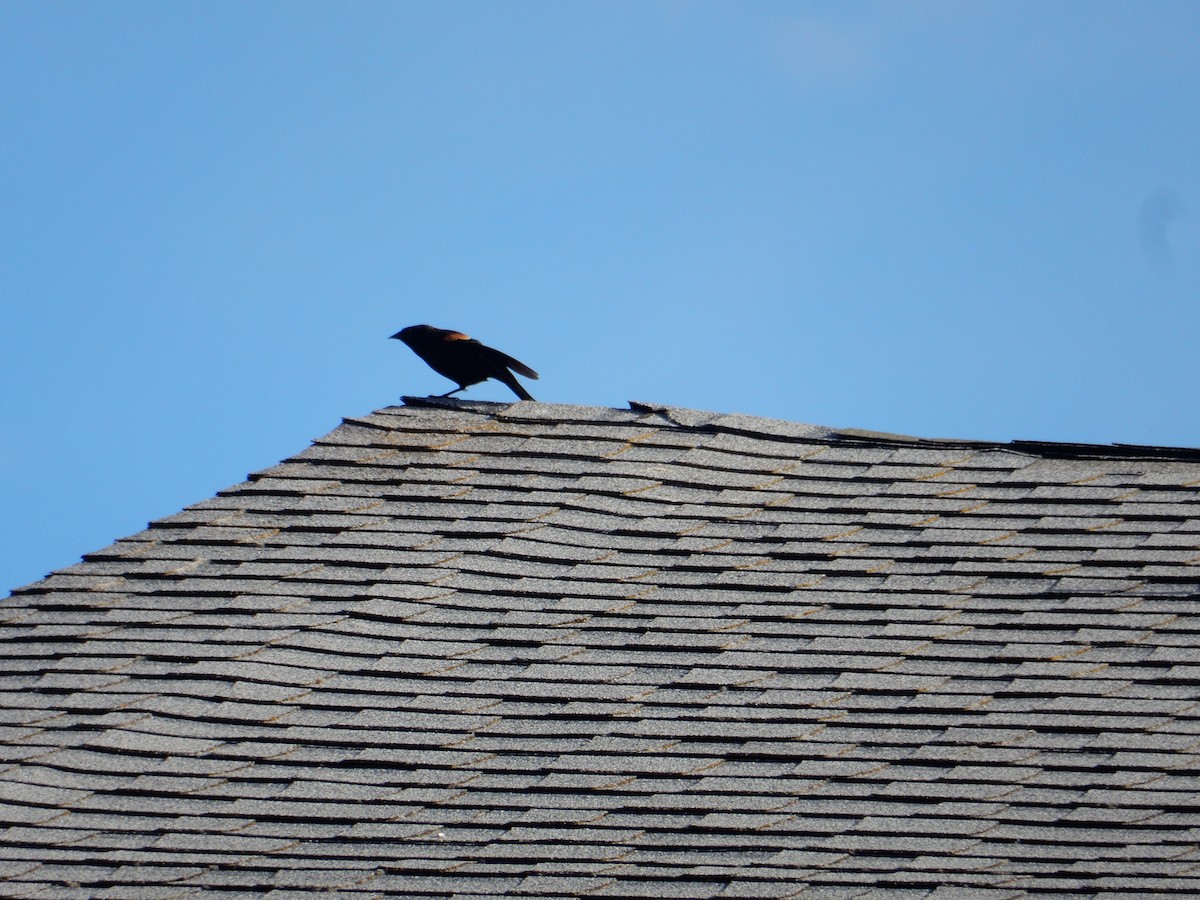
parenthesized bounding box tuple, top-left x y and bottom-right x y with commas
(3, 0, 1199, 592)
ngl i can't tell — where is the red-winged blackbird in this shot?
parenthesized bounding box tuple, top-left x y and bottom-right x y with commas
(391, 324, 539, 401)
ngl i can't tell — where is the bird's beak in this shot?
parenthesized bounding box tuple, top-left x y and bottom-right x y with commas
(388, 331, 403, 340)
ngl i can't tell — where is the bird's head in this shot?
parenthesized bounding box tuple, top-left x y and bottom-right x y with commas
(391, 325, 473, 348)
(390, 324, 438, 348)
(390, 325, 426, 341)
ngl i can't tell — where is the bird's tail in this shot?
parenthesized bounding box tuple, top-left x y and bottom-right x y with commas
(499, 370, 535, 401)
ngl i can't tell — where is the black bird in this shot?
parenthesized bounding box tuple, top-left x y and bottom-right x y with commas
(391, 324, 539, 401)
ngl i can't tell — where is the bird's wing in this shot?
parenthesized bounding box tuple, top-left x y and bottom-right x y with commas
(471, 341, 538, 380)
(439, 330, 538, 380)
(492, 350, 538, 380)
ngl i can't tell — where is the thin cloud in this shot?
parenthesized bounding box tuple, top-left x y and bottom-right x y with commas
(772, 16, 877, 90)
(1139, 188, 1185, 269)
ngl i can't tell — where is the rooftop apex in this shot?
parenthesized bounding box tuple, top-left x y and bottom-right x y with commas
(398, 395, 1200, 461)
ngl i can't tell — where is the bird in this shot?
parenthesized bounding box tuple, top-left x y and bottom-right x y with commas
(391, 324, 539, 401)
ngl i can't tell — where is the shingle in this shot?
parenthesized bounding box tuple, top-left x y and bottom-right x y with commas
(4, 399, 1200, 896)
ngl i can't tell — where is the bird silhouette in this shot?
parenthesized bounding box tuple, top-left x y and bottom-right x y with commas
(391, 324, 538, 401)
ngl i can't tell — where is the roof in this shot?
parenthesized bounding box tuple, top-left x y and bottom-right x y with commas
(4, 399, 1200, 897)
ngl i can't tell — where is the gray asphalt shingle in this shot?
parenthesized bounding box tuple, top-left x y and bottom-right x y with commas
(3, 398, 1199, 898)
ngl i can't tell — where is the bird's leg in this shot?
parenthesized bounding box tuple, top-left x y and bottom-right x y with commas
(436, 387, 465, 398)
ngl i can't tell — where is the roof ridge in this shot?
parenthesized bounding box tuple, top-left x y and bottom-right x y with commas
(380, 397, 1200, 463)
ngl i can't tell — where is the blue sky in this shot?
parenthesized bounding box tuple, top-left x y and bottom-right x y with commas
(3, 1, 1198, 591)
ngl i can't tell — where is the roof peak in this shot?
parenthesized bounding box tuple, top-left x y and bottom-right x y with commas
(393, 396, 1200, 462)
